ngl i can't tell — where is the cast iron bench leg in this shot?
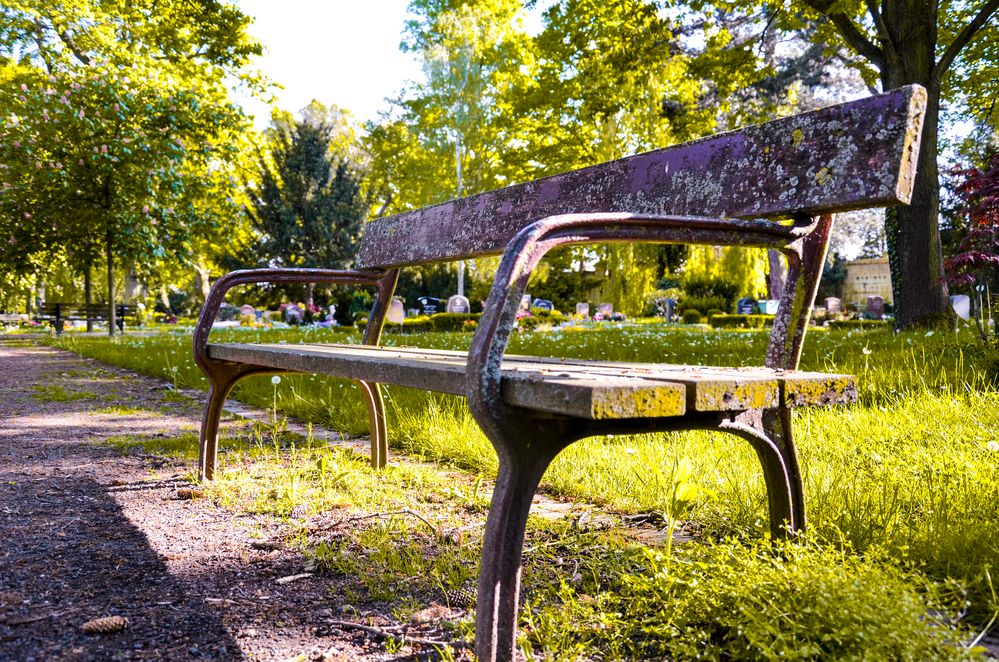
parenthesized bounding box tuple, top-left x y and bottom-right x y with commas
(722, 407, 805, 537)
(356, 380, 389, 469)
(199, 363, 275, 480)
(475, 431, 572, 662)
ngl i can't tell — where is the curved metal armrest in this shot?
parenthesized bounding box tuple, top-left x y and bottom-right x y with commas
(193, 267, 392, 372)
(465, 212, 828, 430)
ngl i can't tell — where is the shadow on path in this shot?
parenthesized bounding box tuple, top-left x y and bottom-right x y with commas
(0, 472, 243, 660)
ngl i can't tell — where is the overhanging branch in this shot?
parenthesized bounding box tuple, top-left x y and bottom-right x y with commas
(933, 0, 999, 83)
(804, 0, 885, 68)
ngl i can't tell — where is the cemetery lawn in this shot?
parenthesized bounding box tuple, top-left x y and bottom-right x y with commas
(51, 324, 999, 659)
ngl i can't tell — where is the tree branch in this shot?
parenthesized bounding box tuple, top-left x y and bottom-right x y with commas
(804, 0, 885, 68)
(43, 11, 92, 65)
(933, 0, 999, 83)
(863, 0, 896, 57)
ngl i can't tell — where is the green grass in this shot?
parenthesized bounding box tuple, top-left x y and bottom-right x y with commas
(50, 322, 999, 658)
(31, 383, 103, 402)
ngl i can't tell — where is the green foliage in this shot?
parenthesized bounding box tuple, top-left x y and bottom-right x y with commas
(428, 312, 481, 332)
(681, 308, 703, 324)
(245, 104, 367, 271)
(0, 0, 259, 327)
(710, 314, 775, 328)
(518, 312, 568, 331)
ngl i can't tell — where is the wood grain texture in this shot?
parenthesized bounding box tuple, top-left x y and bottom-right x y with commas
(356, 85, 926, 269)
(207, 343, 856, 418)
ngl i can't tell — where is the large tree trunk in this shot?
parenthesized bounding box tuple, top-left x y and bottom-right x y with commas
(881, 4, 949, 328)
(106, 232, 116, 338)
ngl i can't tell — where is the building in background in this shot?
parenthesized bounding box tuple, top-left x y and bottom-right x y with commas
(842, 257, 892, 304)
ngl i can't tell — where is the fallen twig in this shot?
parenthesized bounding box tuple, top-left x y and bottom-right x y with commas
(346, 508, 440, 538)
(328, 618, 454, 648)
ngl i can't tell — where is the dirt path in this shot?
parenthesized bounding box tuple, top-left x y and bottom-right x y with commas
(0, 340, 410, 661)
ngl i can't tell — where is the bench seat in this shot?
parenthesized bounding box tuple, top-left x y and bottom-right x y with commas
(208, 343, 856, 420)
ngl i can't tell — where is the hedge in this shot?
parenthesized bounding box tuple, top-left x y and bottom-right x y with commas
(709, 314, 775, 329)
(827, 319, 892, 330)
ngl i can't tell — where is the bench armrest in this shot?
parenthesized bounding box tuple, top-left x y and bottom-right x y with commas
(193, 267, 397, 372)
(465, 212, 832, 432)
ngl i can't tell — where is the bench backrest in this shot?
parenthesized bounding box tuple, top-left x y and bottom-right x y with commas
(356, 85, 926, 270)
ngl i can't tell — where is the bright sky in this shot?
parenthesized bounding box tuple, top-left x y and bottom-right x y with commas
(235, 0, 425, 128)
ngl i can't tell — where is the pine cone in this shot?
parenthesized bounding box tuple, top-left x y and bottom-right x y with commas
(443, 586, 476, 610)
(80, 615, 129, 634)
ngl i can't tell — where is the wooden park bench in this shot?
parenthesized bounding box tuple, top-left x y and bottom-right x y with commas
(38, 302, 137, 335)
(194, 86, 926, 662)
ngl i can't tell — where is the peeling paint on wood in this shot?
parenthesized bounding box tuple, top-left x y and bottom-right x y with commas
(357, 86, 926, 269)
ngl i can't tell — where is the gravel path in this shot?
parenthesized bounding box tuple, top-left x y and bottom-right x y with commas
(0, 340, 421, 661)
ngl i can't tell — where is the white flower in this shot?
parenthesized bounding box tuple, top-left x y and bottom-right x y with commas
(987, 441, 999, 452)
(925, 330, 934, 337)
(271, 376, 281, 385)
(862, 347, 872, 355)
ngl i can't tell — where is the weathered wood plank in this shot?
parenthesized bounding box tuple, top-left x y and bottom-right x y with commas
(356, 85, 926, 269)
(207, 343, 856, 417)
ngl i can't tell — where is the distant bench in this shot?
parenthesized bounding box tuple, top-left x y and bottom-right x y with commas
(37, 303, 137, 335)
(193, 86, 927, 661)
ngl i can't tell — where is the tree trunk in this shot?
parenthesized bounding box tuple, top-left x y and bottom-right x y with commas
(106, 232, 116, 338)
(160, 284, 173, 315)
(84, 264, 93, 332)
(881, 4, 949, 328)
(194, 259, 211, 303)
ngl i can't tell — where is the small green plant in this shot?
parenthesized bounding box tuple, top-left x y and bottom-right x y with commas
(31, 384, 102, 402)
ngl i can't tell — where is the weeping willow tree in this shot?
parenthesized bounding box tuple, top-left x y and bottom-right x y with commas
(684, 246, 771, 300)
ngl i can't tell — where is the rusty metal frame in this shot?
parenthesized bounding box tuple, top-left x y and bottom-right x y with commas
(466, 212, 833, 662)
(193, 267, 400, 480)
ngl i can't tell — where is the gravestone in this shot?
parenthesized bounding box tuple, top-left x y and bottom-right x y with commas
(825, 297, 842, 315)
(387, 298, 406, 324)
(758, 299, 780, 315)
(417, 296, 441, 315)
(950, 294, 971, 321)
(239, 304, 256, 317)
(664, 298, 676, 322)
(520, 294, 532, 311)
(532, 298, 554, 312)
(447, 294, 470, 314)
(575, 302, 590, 318)
(284, 304, 303, 324)
(597, 303, 613, 319)
(866, 295, 884, 319)
(737, 297, 756, 315)
(407, 308, 420, 318)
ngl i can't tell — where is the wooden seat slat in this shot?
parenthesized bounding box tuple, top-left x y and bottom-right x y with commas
(207, 343, 855, 418)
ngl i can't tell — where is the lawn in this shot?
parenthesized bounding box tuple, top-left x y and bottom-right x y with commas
(51, 322, 999, 659)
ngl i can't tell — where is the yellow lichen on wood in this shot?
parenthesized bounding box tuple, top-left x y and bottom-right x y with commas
(590, 385, 686, 419)
(782, 375, 857, 406)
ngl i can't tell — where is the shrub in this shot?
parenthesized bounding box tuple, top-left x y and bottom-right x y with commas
(678, 295, 728, 315)
(828, 319, 892, 330)
(706, 308, 725, 320)
(681, 309, 703, 324)
(710, 314, 774, 329)
(429, 313, 481, 332)
(519, 312, 567, 330)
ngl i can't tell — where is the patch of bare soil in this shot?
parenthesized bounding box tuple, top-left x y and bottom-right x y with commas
(0, 340, 451, 661)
